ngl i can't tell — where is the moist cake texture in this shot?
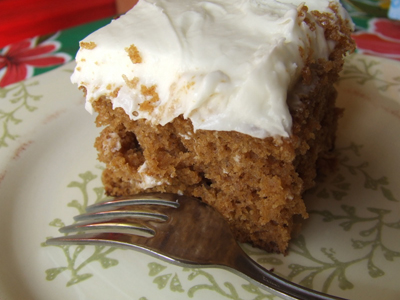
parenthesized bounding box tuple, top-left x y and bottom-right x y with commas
(71, 0, 355, 253)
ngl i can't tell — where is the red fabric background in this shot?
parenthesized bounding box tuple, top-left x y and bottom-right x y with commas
(0, 0, 116, 48)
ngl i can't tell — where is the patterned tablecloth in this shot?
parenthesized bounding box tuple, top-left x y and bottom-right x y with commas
(0, 0, 399, 88)
(0, 3, 400, 299)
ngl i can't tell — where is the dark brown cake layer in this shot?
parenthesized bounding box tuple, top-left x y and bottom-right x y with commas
(92, 77, 341, 254)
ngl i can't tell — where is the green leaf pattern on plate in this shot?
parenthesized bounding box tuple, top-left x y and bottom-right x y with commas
(288, 204, 400, 292)
(339, 56, 400, 91)
(41, 170, 119, 287)
(145, 262, 274, 300)
(294, 145, 400, 293)
(0, 81, 42, 148)
(309, 143, 398, 202)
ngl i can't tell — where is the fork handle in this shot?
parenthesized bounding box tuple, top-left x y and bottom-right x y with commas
(229, 251, 348, 300)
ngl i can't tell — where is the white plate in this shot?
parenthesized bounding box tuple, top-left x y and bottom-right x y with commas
(0, 53, 399, 300)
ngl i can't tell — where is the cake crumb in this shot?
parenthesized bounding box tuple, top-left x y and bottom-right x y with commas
(122, 74, 140, 89)
(139, 84, 159, 113)
(80, 41, 97, 50)
(185, 81, 195, 91)
(125, 44, 143, 64)
(111, 87, 121, 98)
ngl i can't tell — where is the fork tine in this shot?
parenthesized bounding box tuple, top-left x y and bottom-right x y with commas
(46, 232, 153, 252)
(86, 193, 180, 213)
(74, 209, 168, 223)
(59, 220, 155, 237)
(46, 231, 211, 267)
(47, 231, 181, 265)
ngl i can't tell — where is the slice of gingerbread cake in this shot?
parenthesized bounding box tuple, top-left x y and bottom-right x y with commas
(71, 0, 355, 254)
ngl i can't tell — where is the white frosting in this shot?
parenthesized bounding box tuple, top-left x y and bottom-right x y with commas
(137, 162, 166, 188)
(71, 0, 351, 138)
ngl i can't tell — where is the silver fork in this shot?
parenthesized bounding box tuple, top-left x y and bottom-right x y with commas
(46, 193, 347, 300)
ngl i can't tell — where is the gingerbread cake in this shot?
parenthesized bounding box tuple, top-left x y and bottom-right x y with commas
(71, 0, 355, 254)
